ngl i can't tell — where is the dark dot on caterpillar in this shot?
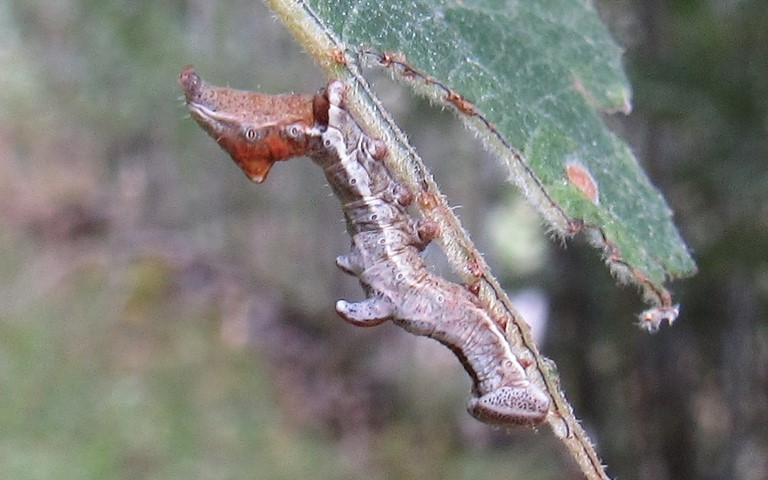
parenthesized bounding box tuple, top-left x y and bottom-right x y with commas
(396, 272, 405, 280)
(288, 125, 301, 137)
(370, 214, 378, 220)
(350, 178, 357, 185)
(437, 295, 445, 303)
(245, 128, 256, 140)
(378, 238, 386, 245)
(324, 139, 333, 147)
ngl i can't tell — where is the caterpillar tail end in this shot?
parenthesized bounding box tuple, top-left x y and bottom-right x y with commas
(466, 384, 550, 427)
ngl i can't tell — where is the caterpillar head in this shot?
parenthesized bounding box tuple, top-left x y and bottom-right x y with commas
(179, 66, 316, 183)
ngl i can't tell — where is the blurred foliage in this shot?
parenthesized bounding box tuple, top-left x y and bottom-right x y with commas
(0, 1, 766, 480)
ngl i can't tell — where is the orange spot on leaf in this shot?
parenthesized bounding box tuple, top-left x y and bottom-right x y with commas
(566, 162, 599, 204)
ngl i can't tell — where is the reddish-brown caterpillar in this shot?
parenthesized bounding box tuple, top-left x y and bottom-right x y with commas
(179, 66, 550, 426)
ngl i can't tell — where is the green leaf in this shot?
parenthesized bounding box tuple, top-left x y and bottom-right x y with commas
(273, 0, 697, 324)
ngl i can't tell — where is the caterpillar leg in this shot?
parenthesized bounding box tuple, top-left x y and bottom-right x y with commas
(336, 253, 363, 276)
(363, 137, 388, 161)
(466, 384, 550, 427)
(336, 296, 395, 327)
(414, 220, 440, 249)
(392, 183, 413, 206)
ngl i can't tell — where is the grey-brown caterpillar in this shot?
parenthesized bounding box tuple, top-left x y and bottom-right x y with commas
(180, 66, 550, 426)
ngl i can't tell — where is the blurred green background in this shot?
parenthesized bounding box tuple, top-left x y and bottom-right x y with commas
(0, 1, 765, 479)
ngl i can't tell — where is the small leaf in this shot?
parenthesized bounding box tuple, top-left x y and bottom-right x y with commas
(295, 0, 697, 321)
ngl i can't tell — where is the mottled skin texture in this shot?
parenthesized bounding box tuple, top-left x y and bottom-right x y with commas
(180, 67, 550, 426)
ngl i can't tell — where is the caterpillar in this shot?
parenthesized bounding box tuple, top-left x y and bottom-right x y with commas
(179, 66, 550, 427)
